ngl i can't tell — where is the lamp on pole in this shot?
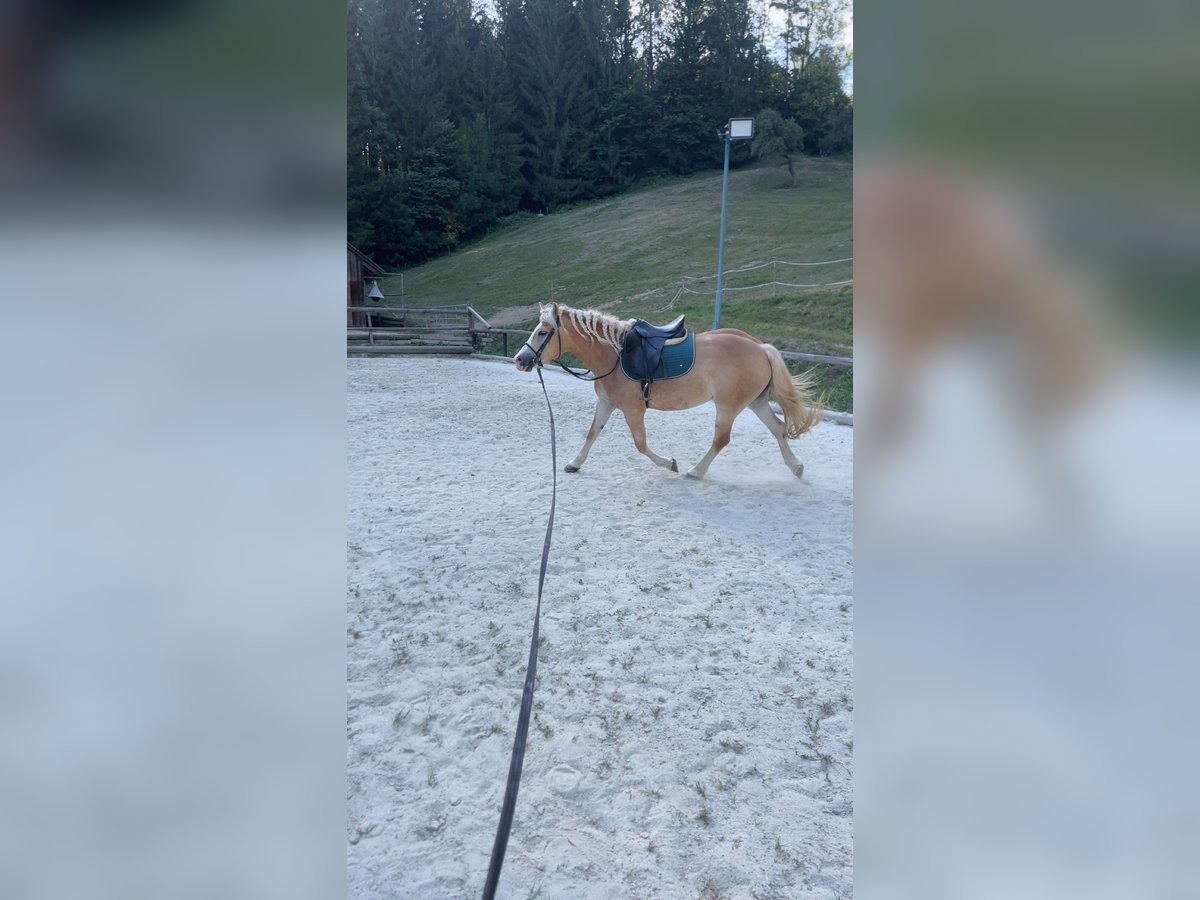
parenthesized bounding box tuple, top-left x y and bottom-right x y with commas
(712, 117, 753, 329)
(366, 279, 384, 329)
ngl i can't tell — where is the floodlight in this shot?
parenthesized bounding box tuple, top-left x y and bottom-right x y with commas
(728, 118, 753, 139)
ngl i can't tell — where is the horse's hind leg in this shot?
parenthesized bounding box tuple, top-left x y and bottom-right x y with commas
(624, 406, 678, 472)
(686, 407, 736, 479)
(565, 397, 615, 473)
(750, 393, 805, 478)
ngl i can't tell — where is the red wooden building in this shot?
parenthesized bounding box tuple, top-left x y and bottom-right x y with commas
(347, 243, 384, 326)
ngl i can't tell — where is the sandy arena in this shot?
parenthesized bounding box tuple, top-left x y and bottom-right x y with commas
(347, 356, 853, 899)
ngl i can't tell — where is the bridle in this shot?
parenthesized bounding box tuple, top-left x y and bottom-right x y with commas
(521, 313, 621, 382)
(519, 315, 563, 369)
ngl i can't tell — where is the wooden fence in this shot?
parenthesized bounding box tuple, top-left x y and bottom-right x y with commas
(347, 305, 491, 355)
(348, 307, 852, 422)
(348, 306, 852, 369)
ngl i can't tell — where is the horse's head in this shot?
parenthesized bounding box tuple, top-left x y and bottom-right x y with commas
(514, 303, 560, 372)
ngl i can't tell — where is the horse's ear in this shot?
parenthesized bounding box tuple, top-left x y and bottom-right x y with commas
(550, 302, 560, 318)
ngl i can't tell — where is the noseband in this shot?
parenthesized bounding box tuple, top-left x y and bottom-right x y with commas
(520, 315, 561, 368)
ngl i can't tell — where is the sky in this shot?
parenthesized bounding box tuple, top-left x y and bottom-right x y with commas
(469, 0, 853, 94)
(763, 1, 854, 94)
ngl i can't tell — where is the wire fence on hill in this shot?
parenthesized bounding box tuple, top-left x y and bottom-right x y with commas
(641, 255, 853, 311)
(372, 255, 852, 314)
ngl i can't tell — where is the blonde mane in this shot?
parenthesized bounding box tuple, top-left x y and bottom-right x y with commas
(542, 304, 634, 352)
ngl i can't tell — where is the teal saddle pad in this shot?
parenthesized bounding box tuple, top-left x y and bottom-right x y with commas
(621, 330, 696, 381)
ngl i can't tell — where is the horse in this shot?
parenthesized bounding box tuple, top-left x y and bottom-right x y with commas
(513, 303, 823, 479)
(855, 162, 1113, 512)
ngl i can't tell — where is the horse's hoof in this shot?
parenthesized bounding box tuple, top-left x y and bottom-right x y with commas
(684, 470, 701, 480)
(793, 463, 804, 479)
(670, 459, 678, 473)
(564, 464, 580, 473)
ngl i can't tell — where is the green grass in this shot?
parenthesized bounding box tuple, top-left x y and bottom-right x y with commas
(379, 157, 850, 317)
(379, 156, 852, 409)
(627, 289, 852, 354)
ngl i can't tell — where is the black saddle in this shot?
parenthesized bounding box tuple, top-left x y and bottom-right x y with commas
(632, 314, 686, 342)
(622, 315, 688, 406)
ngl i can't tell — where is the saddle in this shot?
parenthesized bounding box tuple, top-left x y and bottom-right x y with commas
(621, 315, 692, 406)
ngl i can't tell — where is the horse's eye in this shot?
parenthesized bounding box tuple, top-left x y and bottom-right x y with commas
(536, 331, 547, 337)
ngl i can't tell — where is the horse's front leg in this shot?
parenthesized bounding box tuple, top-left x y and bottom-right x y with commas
(565, 397, 615, 473)
(624, 406, 678, 473)
(685, 407, 736, 479)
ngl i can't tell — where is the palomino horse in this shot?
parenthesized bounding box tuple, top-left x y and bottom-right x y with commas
(855, 163, 1113, 513)
(513, 303, 823, 479)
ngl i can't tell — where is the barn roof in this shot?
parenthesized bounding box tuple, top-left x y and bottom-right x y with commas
(347, 243, 385, 277)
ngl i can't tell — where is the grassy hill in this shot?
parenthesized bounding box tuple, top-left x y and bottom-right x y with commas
(375, 156, 853, 408)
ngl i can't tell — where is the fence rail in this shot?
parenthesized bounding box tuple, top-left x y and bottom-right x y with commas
(348, 309, 852, 422)
(349, 307, 852, 369)
(348, 304, 481, 353)
(777, 350, 852, 367)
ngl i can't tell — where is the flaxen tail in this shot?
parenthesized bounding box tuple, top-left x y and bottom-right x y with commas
(763, 344, 824, 438)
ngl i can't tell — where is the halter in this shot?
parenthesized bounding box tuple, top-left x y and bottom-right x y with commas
(521, 312, 621, 381)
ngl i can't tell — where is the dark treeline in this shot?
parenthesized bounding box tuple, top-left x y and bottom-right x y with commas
(348, 0, 851, 267)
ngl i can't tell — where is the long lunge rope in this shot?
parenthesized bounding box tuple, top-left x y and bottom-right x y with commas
(481, 365, 557, 900)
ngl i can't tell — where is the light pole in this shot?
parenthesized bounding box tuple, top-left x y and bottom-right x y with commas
(712, 117, 753, 329)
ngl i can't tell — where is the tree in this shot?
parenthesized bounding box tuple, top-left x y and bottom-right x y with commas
(819, 100, 851, 156)
(751, 108, 804, 185)
(769, 0, 848, 78)
(700, 0, 760, 116)
(789, 45, 849, 154)
(345, 0, 831, 264)
(635, 0, 666, 86)
(503, 0, 596, 209)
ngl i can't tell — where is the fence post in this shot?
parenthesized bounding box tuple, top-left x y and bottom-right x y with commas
(503, 332, 509, 356)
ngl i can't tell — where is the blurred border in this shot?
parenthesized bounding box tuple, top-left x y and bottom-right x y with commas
(4, 1, 1199, 897)
(855, 1, 1200, 897)
(1, 3, 347, 899)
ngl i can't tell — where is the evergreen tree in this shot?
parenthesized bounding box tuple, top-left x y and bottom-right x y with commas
(789, 45, 850, 155)
(635, 0, 666, 86)
(345, 0, 851, 265)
